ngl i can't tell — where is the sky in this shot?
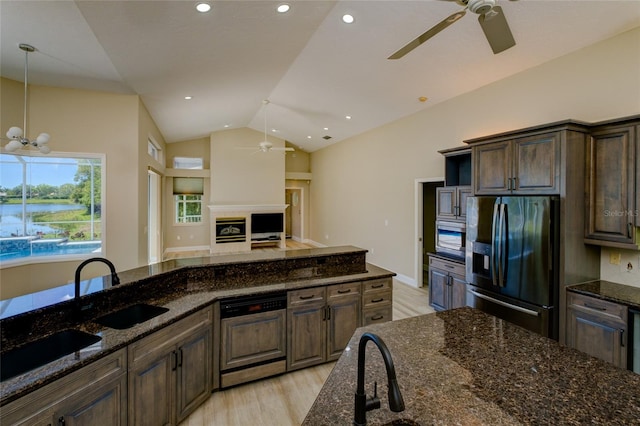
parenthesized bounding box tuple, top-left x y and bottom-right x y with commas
(0, 154, 79, 189)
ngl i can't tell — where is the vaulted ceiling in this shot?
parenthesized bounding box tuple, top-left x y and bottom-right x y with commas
(2, 1, 639, 152)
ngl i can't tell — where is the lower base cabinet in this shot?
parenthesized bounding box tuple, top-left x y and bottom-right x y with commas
(128, 307, 213, 426)
(287, 282, 361, 371)
(428, 256, 466, 311)
(566, 292, 628, 369)
(0, 349, 127, 426)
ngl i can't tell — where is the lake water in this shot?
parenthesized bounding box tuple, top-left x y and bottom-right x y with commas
(0, 203, 84, 237)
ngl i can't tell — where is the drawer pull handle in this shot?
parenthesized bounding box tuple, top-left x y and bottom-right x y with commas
(620, 329, 625, 347)
(371, 314, 384, 321)
(371, 283, 384, 289)
(337, 289, 352, 294)
(371, 298, 384, 303)
(299, 294, 315, 300)
(444, 264, 454, 269)
(584, 303, 606, 311)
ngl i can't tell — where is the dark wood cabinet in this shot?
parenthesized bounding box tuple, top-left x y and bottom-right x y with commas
(473, 131, 561, 195)
(0, 349, 127, 426)
(361, 278, 393, 326)
(287, 282, 361, 371)
(436, 186, 471, 221)
(428, 255, 466, 311)
(585, 122, 639, 249)
(566, 292, 628, 369)
(437, 147, 472, 221)
(128, 307, 212, 426)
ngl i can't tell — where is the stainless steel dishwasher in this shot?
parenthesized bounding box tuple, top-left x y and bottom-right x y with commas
(219, 292, 288, 388)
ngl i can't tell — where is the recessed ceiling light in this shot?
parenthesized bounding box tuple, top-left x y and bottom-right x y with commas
(307, 136, 312, 139)
(345, 115, 352, 120)
(184, 96, 192, 100)
(224, 124, 230, 128)
(271, 128, 278, 133)
(196, 3, 211, 13)
(342, 14, 355, 24)
(277, 4, 290, 13)
(323, 127, 329, 131)
(418, 96, 428, 103)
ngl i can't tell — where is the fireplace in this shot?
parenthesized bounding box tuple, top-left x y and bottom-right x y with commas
(215, 217, 246, 244)
(209, 204, 287, 254)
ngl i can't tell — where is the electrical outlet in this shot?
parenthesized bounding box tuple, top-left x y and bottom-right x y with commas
(609, 251, 621, 265)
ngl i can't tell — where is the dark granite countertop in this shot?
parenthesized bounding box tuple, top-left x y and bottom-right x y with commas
(568, 280, 640, 310)
(304, 308, 640, 425)
(0, 246, 395, 405)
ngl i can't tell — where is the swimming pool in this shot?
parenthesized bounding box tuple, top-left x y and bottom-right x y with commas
(0, 238, 102, 262)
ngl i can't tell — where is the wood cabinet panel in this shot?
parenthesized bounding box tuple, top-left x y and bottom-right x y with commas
(436, 187, 456, 219)
(220, 309, 286, 371)
(473, 132, 561, 195)
(473, 141, 511, 194)
(362, 305, 393, 326)
(327, 293, 360, 361)
(512, 132, 560, 193)
(287, 301, 326, 371)
(428, 255, 467, 311)
(128, 307, 212, 426)
(585, 124, 638, 248)
(566, 292, 628, 369)
(0, 349, 127, 426)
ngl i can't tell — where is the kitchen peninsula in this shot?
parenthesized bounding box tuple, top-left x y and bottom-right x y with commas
(304, 308, 640, 425)
(0, 245, 395, 424)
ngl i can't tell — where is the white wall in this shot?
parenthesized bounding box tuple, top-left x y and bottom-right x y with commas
(310, 27, 640, 287)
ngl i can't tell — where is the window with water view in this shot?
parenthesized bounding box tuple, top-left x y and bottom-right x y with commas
(0, 153, 104, 263)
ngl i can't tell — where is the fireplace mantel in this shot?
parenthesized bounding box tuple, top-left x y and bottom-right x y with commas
(208, 204, 288, 254)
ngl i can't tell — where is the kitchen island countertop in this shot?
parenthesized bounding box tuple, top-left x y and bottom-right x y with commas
(304, 308, 640, 425)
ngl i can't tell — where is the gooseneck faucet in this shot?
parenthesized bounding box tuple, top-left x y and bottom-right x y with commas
(354, 332, 405, 426)
(74, 257, 120, 302)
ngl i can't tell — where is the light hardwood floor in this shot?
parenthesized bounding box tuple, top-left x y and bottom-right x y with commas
(181, 276, 432, 426)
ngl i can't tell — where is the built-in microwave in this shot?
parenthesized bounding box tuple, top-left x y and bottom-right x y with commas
(435, 220, 466, 259)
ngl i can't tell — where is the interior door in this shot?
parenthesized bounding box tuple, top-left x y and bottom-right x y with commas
(148, 170, 162, 264)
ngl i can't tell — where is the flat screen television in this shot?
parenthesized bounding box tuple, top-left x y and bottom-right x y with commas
(251, 213, 284, 234)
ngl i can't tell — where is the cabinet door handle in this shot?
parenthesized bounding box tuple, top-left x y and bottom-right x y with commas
(583, 303, 606, 311)
(337, 288, 352, 294)
(512, 177, 517, 189)
(178, 348, 183, 367)
(326, 305, 331, 320)
(507, 178, 511, 190)
(628, 223, 633, 239)
(172, 350, 178, 371)
(371, 283, 384, 289)
(299, 294, 315, 300)
(620, 329, 625, 348)
(58, 417, 66, 426)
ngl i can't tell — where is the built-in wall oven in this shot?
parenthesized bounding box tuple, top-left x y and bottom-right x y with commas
(219, 292, 287, 388)
(435, 220, 466, 260)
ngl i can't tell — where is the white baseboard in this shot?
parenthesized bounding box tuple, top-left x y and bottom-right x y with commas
(306, 240, 326, 247)
(163, 245, 210, 254)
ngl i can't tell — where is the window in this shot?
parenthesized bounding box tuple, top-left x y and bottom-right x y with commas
(175, 194, 202, 223)
(0, 153, 104, 265)
(148, 137, 162, 163)
(173, 157, 203, 169)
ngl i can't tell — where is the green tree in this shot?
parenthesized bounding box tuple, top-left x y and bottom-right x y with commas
(58, 183, 76, 199)
(72, 161, 102, 214)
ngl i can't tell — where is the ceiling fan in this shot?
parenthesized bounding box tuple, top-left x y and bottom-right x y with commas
(239, 100, 294, 154)
(388, 0, 517, 60)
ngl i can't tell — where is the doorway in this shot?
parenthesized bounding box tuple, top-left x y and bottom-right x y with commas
(415, 179, 444, 287)
(148, 170, 162, 264)
(285, 187, 303, 241)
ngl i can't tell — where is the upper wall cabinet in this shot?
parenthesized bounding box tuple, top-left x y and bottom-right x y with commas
(585, 119, 639, 249)
(472, 131, 561, 195)
(437, 147, 472, 222)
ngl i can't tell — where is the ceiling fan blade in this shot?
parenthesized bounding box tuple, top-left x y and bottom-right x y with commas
(478, 6, 515, 54)
(388, 9, 466, 60)
(270, 147, 295, 152)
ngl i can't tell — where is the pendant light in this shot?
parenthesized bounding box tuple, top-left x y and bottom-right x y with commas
(3, 43, 51, 154)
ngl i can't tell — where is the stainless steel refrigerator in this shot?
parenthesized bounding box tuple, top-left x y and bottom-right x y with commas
(466, 196, 560, 340)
